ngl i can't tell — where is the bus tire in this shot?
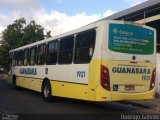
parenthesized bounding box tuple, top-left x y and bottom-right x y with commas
(42, 80, 52, 102)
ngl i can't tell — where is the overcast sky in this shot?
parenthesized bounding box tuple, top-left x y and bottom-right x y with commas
(0, 0, 147, 36)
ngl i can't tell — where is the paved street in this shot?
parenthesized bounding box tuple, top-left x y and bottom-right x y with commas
(0, 77, 160, 120)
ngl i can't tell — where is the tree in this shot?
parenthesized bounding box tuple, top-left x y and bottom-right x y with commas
(0, 45, 8, 66)
(0, 18, 52, 67)
(1, 18, 26, 50)
(46, 30, 52, 38)
(22, 20, 45, 45)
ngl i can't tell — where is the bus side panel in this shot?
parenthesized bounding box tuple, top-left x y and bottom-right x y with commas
(48, 64, 89, 100)
(88, 59, 101, 101)
(87, 26, 104, 101)
(16, 76, 42, 92)
(50, 80, 88, 100)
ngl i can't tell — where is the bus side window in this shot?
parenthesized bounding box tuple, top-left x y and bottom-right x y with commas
(18, 50, 24, 66)
(16, 52, 19, 66)
(13, 52, 17, 66)
(46, 41, 59, 65)
(58, 36, 74, 64)
(16, 51, 19, 66)
(24, 48, 29, 66)
(74, 29, 96, 64)
(37, 44, 46, 65)
(29, 46, 37, 65)
(8, 52, 13, 69)
(10, 52, 13, 66)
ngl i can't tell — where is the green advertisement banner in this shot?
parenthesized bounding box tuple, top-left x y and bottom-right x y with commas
(108, 23, 154, 55)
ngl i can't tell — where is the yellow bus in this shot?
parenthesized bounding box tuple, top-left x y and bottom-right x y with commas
(7, 20, 156, 102)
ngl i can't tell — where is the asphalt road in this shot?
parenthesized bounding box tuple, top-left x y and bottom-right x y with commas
(0, 78, 159, 120)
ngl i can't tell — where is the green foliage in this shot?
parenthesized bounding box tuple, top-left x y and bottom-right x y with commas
(46, 31, 52, 38)
(0, 18, 52, 67)
(0, 45, 8, 66)
(1, 18, 26, 50)
(22, 20, 45, 45)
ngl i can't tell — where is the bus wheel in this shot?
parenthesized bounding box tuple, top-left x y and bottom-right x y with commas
(42, 81, 52, 102)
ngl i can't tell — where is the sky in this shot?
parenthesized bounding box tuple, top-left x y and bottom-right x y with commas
(0, 0, 148, 36)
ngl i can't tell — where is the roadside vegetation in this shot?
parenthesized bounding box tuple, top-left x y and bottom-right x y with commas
(0, 18, 52, 69)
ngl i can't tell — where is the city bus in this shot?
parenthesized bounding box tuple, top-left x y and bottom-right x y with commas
(7, 20, 156, 102)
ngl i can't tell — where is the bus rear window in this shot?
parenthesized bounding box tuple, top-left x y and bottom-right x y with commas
(108, 23, 154, 55)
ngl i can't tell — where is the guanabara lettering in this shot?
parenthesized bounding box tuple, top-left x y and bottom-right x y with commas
(19, 68, 37, 75)
(112, 67, 150, 74)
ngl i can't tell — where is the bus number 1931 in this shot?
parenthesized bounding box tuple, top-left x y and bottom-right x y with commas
(142, 75, 151, 81)
(77, 71, 86, 78)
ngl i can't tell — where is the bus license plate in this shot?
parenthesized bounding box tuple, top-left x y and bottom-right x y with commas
(125, 85, 135, 91)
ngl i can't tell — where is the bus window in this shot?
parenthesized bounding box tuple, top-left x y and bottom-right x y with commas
(46, 41, 59, 65)
(37, 44, 46, 65)
(17, 50, 24, 66)
(9, 52, 13, 66)
(24, 48, 29, 66)
(58, 36, 74, 64)
(29, 46, 37, 65)
(8, 52, 13, 68)
(74, 29, 96, 64)
(13, 52, 18, 66)
(16, 51, 19, 65)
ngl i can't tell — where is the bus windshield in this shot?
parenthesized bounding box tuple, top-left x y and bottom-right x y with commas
(108, 23, 154, 55)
